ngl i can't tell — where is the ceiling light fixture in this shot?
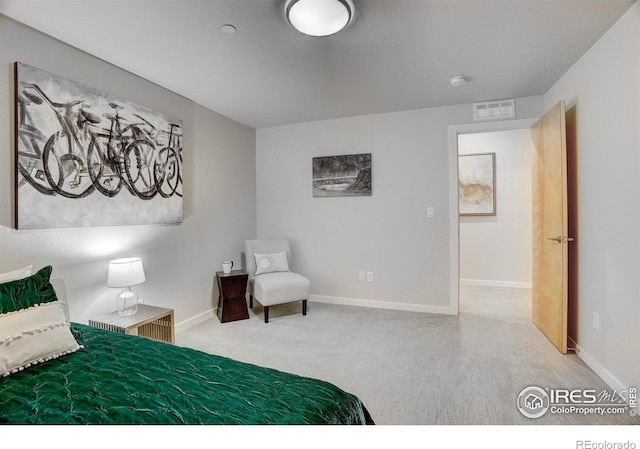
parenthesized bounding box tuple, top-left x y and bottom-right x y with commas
(285, 0, 355, 37)
(450, 75, 469, 88)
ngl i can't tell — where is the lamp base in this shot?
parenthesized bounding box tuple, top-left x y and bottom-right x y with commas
(116, 287, 139, 316)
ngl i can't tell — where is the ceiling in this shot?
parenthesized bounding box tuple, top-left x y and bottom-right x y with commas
(0, 0, 635, 129)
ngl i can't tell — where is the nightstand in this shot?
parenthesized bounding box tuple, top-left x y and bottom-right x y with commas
(216, 270, 249, 323)
(89, 304, 175, 344)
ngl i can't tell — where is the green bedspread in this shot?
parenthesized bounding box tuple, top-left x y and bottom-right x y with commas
(0, 324, 373, 425)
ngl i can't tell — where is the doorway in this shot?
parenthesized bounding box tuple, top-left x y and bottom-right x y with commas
(448, 119, 537, 316)
(458, 129, 534, 318)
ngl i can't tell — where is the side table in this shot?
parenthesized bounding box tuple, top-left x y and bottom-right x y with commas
(89, 304, 175, 344)
(216, 270, 249, 323)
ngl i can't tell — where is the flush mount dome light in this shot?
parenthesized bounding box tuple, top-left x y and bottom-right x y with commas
(286, 0, 355, 37)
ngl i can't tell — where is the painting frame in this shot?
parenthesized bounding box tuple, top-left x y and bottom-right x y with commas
(458, 152, 496, 216)
(14, 62, 183, 229)
(312, 153, 372, 197)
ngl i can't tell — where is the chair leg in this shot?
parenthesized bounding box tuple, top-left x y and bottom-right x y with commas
(264, 306, 269, 323)
(249, 295, 253, 309)
(302, 299, 307, 316)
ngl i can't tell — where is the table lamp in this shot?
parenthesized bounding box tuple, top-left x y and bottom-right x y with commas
(107, 257, 145, 316)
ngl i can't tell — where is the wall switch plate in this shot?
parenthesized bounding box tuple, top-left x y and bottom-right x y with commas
(358, 271, 365, 281)
(427, 207, 435, 218)
(366, 272, 374, 282)
(593, 312, 600, 330)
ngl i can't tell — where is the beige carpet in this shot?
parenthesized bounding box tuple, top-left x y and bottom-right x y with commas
(176, 286, 638, 425)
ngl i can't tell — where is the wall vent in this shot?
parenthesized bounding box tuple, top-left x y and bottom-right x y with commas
(473, 99, 516, 121)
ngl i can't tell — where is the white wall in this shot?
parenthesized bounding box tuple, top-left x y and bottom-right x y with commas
(256, 97, 543, 313)
(0, 15, 257, 328)
(544, 3, 640, 391)
(459, 129, 533, 288)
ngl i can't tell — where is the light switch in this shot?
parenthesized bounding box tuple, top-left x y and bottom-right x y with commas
(427, 207, 435, 218)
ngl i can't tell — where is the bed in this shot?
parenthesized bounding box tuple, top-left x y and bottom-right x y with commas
(0, 266, 374, 425)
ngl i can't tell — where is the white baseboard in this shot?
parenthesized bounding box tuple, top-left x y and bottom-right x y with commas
(460, 279, 532, 289)
(310, 294, 457, 315)
(177, 296, 456, 333)
(175, 308, 216, 334)
(574, 343, 628, 394)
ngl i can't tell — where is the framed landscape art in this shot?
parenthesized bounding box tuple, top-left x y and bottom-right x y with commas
(312, 153, 372, 197)
(458, 152, 496, 216)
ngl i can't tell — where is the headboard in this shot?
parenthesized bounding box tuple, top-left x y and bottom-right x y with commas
(50, 277, 70, 321)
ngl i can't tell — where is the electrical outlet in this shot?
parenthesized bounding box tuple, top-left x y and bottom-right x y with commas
(366, 272, 374, 282)
(593, 312, 600, 331)
(358, 271, 365, 281)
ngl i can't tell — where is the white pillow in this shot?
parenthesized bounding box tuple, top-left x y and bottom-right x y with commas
(0, 265, 33, 283)
(0, 300, 83, 377)
(254, 251, 290, 275)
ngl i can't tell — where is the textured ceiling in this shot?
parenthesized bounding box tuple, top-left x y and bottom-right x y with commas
(0, 0, 635, 129)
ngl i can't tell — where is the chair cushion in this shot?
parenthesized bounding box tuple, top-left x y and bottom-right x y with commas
(249, 272, 310, 307)
(245, 240, 292, 277)
(254, 251, 290, 275)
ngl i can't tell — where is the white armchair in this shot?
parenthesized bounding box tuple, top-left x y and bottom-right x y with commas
(245, 239, 310, 323)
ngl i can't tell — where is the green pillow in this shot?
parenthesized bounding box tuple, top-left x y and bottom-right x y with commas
(0, 265, 57, 314)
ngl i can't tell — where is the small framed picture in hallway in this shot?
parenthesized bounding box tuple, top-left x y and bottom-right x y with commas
(458, 152, 496, 216)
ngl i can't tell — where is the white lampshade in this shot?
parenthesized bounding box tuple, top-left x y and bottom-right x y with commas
(107, 258, 146, 288)
(286, 0, 355, 37)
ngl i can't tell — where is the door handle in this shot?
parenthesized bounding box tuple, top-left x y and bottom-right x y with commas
(546, 236, 575, 243)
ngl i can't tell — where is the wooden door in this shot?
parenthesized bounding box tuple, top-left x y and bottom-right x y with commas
(531, 101, 570, 353)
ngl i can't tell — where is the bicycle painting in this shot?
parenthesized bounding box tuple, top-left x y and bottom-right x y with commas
(14, 62, 183, 229)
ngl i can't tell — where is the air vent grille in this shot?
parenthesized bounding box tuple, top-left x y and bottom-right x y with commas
(473, 99, 516, 121)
